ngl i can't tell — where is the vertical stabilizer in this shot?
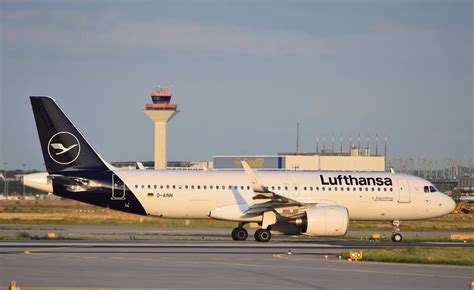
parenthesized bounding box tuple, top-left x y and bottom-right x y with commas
(30, 96, 109, 173)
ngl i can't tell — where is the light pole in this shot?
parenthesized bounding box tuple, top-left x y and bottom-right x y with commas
(3, 162, 7, 196)
(22, 163, 26, 197)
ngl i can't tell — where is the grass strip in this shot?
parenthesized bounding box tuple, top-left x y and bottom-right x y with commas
(341, 247, 474, 266)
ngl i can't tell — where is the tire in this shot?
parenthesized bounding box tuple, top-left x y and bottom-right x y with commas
(231, 227, 248, 241)
(254, 229, 271, 242)
(391, 233, 402, 242)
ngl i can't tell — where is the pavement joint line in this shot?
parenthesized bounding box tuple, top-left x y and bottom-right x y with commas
(110, 255, 473, 279)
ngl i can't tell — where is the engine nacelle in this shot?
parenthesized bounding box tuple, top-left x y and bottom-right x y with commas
(290, 206, 349, 236)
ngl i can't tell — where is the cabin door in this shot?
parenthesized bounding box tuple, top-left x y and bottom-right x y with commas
(111, 174, 126, 200)
(397, 178, 410, 203)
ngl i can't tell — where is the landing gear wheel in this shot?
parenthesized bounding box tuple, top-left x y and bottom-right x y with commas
(391, 233, 402, 242)
(254, 229, 271, 242)
(390, 220, 402, 243)
(231, 227, 248, 241)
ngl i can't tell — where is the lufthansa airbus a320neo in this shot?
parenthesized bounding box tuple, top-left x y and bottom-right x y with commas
(24, 96, 455, 242)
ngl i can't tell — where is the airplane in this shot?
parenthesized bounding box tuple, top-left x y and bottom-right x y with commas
(23, 96, 455, 242)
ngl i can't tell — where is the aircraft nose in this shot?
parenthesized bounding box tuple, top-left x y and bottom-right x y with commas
(446, 196, 456, 213)
(439, 194, 456, 215)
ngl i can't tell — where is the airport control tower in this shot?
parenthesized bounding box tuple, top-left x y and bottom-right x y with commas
(144, 85, 179, 170)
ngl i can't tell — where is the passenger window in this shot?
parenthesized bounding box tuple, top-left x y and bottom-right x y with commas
(278, 186, 281, 190)
(197, 185, 201, 189)
(347, 187, 350, 191)
(216, 186, 219, 189)
(328, 187, 332, 191)
(210, 185, 213, 189)
(316, 187, 319, 191)
(334, 187, 337, 191)
(390, 188, 393, 192)
(185, 185, 188, 189)
(304, 187, 307, 191)
(247, 186, 250, 190)
(173, 185, 176, 189)
(154, 185, 157, 189)
(378, 188, 381, 191)
(135, 185, 138, 189)
(160, 185, 163, 189)
(241, 186, 244, 190)
(384, 188, 387, 192)
(203, 186, 206, 189)
(371, 188, 374, 191)
(285, 186, 288, 190)
(310, 187, 313, 191)
(322, 187, 325, 191)
(228, 185, 231, 189)
(147, 185, 151, 189)
(365, 188, 369, 191)
(340, 187, 344, 191)
(141, 185, 144, 189)
(359, 188, 362, 191)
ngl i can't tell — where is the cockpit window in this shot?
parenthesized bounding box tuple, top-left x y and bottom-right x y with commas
(424, 185, 438, 193)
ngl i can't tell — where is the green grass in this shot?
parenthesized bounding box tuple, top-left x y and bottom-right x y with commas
(341, 247, 474, 266)
(343, 235, 474, 243)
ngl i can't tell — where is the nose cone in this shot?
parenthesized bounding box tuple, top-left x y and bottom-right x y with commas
(446, 196, 456, 213)
(438, 194, 456, 216)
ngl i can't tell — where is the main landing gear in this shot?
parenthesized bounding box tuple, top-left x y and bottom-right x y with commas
(231, 223, 248, 241)
(254, 229, 271, 242)
(391, 220, 403, 242)
(230, 223, 272, 242)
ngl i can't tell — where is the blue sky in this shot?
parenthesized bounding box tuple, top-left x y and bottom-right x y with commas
(1, 0, 472, 170)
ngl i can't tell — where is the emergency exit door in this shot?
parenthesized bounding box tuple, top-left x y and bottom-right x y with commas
(397, 178, 410, 203)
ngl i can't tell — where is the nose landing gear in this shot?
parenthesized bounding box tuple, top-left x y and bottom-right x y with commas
(391, 220, 403, 242)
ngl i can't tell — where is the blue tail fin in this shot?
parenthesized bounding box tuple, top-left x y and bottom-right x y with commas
(30, 96, 109, 173)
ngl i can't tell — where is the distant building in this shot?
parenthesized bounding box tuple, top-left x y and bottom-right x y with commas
(458, 174, 474, 194)
(213, 147, 385, 172)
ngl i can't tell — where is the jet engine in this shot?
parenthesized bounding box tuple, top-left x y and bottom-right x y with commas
(289, 205, 349, 236)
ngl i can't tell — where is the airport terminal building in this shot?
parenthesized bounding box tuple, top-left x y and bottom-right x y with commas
(213, 147, 385, 172)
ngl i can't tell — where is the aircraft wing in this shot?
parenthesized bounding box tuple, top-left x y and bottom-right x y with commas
(241, 161, 305, 210)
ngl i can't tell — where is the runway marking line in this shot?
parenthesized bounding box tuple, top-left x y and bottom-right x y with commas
(23, 247, 67, 254)
(22, 247, 97, 259)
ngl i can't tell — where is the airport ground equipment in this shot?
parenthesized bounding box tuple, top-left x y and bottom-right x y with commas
(453, 203, 472, 214)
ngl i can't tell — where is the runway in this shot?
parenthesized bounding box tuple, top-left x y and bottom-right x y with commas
(1, 240, 472, 289)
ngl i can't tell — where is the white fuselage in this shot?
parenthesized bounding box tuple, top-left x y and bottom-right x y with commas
(115, 169, 454, 221)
